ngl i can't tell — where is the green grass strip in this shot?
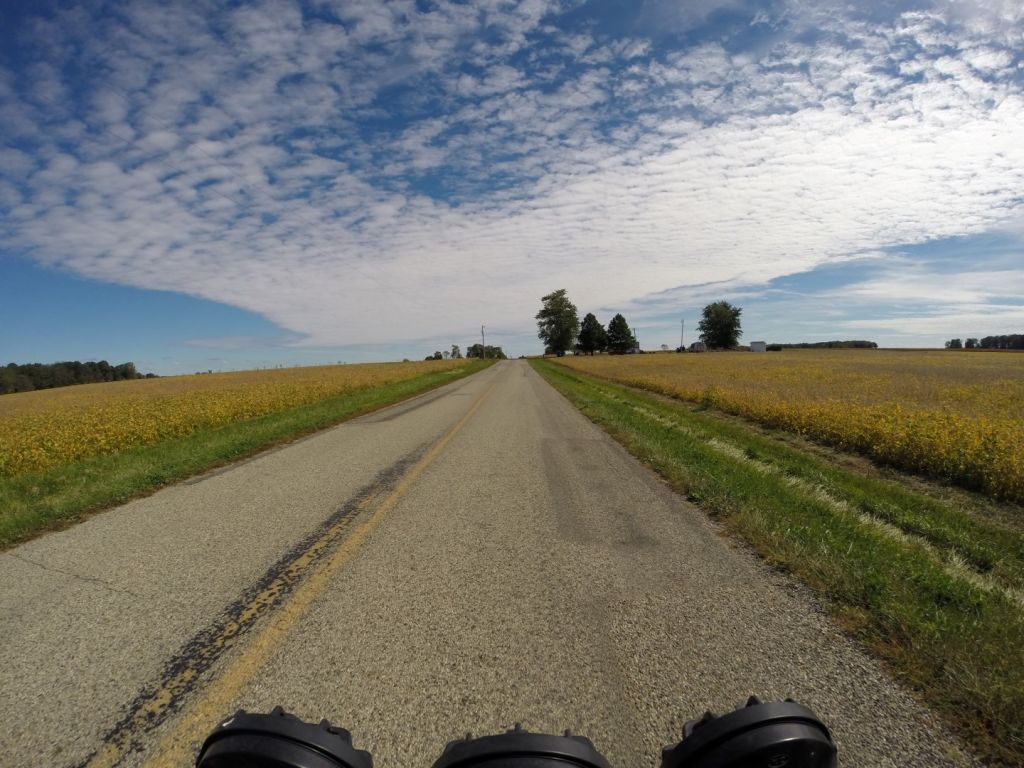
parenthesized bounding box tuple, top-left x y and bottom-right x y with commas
(0, 361, 491, 549)
(533, 359, 1024, 766)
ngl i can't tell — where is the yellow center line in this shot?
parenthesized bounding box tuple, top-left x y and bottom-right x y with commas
(81, 489, 381, 768)
(87, 378, 494, 768)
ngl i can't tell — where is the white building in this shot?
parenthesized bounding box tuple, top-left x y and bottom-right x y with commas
(750, 341, 767, 352)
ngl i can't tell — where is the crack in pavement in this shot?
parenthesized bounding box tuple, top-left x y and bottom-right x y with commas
(5, 552, 144, 599)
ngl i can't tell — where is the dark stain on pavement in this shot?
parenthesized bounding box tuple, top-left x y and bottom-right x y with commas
(74, 442, 430, 768)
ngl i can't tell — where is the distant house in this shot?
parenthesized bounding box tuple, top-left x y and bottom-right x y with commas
(689, 341, 707, 352)
(750, 341, 767, 352)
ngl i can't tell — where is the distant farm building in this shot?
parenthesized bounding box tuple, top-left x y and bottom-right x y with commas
(689, 341, 707, 352)
(750, 341, 767, 352)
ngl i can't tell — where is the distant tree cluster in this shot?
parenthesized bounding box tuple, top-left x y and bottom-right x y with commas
(1, 361, 155, 395)
(575, 310, 637, 355)
(535, 291, 753, 355)
(980, 334, 1024, 349)
(946, 335, 1024, 350)
(425, 341, 504, 361)
(535, 289, 638, 356)
(772, 340, 878, 349)
(466, 343, 507, 359)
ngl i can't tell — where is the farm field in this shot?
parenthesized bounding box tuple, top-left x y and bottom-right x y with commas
(0, 359, 483, 547)
(556, 349, 1024, 503)
(0, 359, 470, 478)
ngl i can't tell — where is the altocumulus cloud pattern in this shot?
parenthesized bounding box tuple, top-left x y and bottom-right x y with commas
(1, 0, 1023, 347)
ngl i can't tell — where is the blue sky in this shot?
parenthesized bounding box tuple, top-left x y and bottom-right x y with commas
(1, 0, 1023, 374)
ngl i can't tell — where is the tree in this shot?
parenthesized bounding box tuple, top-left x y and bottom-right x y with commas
(576, 313, 607, 355)
(536, 289, 580, 356)
(606, 313, 637, 353)
(698, 301, 742, 349)
(965, 338, 979, 349)
(450, 345, 462, 359)
(945, 338, 963, 349)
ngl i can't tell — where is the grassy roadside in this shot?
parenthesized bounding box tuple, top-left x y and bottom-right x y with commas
(0, 361, 491, 549)
(532, 359, 1024, 766)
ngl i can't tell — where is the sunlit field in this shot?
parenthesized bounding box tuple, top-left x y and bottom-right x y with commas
(556, 350, 1024, 503)
(0, 360, 468, 477)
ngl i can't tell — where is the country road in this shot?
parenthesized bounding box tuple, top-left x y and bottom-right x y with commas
(1, 360, 978, 768)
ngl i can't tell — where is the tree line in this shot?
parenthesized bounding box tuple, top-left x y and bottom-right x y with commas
(424, 343, 506, 360)
(945, 335, 1024, 350)
(772, 340, 878, 349)
(536, 289, 743, 355)
(1, 360, 156, 395)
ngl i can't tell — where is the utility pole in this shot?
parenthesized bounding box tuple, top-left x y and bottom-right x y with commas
(481, 325, 486, 359)
(680, 319, 685, 349)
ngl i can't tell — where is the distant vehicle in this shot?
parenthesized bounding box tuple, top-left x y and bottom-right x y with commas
(689, 341, 707, 352)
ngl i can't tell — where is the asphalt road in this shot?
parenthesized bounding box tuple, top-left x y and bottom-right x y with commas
(0, 360, 979, 767)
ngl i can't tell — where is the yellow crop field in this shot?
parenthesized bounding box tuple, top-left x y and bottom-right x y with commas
(0, 360, 468, 477)
(556, 350, 1024, 502)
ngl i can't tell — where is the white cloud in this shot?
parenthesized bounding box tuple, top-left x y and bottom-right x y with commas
(1, 0, 1022, 351)
(837, 269, 1024, 305)
(842, 306, 1024, 336)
